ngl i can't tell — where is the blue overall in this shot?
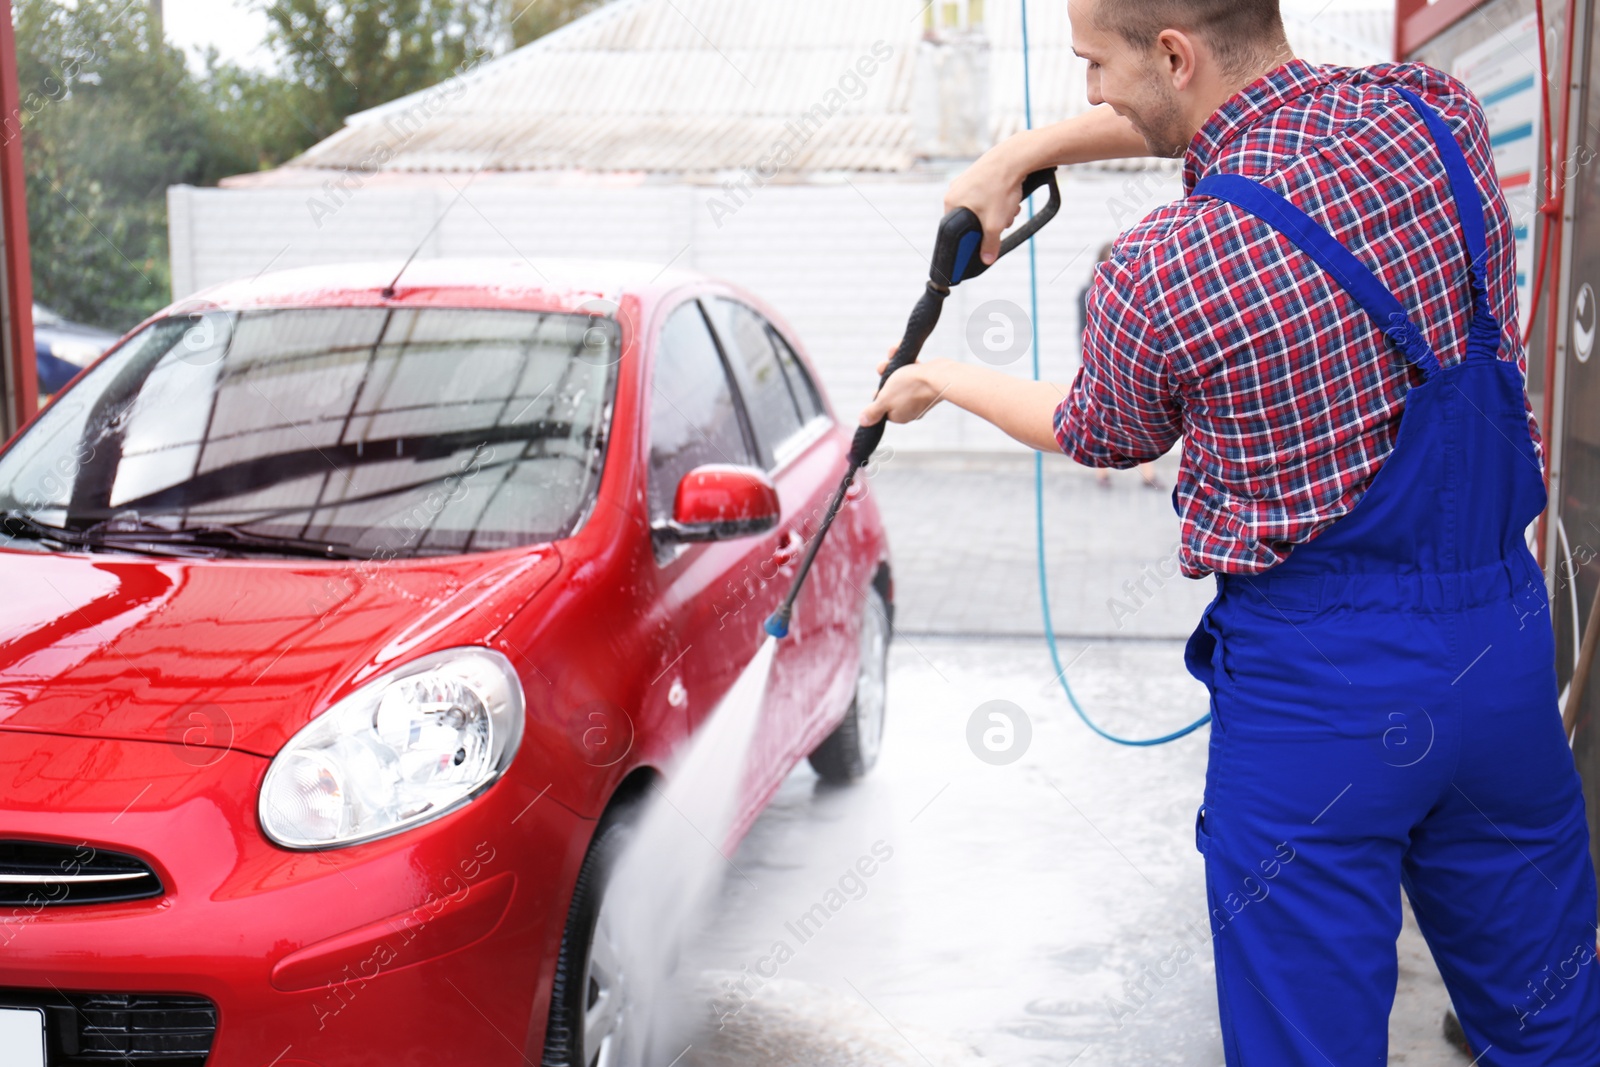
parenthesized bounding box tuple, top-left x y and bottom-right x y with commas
(1185, 89, 1600, 1064)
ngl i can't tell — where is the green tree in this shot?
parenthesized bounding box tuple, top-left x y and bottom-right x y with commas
(254, 0, 503, 146)
(16, 0, 612, 333)
(199, 52, 330, 172)
(16, 0, 257, 331)
(507, 0, 608, 49)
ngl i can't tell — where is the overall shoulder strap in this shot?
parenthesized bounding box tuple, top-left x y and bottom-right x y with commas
(1193, 172, 1443, 377)
(1391, 87, 1488, 283)
(1390, 86, 1500, 348)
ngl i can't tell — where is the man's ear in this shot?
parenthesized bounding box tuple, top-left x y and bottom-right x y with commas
(1155, 28, 1200, 91)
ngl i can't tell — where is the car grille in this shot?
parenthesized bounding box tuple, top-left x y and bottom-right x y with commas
(0, 990, 216, 1064)
(0, 841, 163, 906)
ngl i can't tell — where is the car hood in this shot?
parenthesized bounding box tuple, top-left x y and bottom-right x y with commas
(0, 544, 561, 757)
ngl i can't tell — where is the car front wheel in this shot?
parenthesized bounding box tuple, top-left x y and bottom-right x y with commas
(542, 816, 644, 1067)
(807, 583, 890, 783)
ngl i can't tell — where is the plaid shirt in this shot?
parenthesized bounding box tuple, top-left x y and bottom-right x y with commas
(1054, 59, 1536, 577)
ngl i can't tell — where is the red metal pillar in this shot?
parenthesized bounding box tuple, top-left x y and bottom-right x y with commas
(0, 0, 35, 436)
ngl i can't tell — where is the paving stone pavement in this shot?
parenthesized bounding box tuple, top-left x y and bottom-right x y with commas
(865, 451, 1211, 640)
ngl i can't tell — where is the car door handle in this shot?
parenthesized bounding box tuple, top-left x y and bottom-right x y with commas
(773, 530, 805, 568)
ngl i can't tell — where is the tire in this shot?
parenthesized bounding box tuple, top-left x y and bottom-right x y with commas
(542, 814, 643, 1067)
(808, 583, 891, 783)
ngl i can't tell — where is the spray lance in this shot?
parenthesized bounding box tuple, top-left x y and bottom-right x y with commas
(765, 168, 1063, 640)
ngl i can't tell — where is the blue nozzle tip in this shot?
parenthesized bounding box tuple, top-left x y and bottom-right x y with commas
(764, 615, 789, 639)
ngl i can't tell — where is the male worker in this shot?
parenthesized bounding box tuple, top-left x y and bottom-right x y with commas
(860, 0, 1600, 1062)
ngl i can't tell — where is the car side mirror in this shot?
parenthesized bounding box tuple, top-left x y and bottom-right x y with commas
(658, 464, 780, 543)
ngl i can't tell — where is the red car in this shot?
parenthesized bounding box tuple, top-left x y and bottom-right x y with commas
(0, 259, 893, 1067)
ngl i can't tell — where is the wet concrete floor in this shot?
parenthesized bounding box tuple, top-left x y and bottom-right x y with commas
(670, 637, 1470, 1067)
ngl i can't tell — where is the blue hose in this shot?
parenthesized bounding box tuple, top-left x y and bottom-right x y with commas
(1019, 0, 1210, 746)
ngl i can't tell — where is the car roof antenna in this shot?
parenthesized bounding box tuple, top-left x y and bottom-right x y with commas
(380, 189, 466, 299)
(379, 149, 507, 298)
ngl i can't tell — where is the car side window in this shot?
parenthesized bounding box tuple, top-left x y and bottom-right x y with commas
(707, 299, 804, 461)
(648, 301, 757, 525)
(767, 326, 825, 422)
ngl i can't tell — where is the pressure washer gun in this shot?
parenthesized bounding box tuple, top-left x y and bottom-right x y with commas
(765, 167, 1064, 639)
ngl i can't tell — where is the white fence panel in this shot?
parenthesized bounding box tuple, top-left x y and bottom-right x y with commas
(170, 170, 1181, 452)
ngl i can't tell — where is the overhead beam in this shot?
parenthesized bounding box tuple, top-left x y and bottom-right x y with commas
(1395, 0, 1494, 58)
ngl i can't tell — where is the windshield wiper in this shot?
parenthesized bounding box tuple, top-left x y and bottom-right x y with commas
(82, 519, 370, 560)
(0, 510, 221, 558)
(0, 510, 89, 547)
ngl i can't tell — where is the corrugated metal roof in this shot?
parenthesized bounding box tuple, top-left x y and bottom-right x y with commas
(263, 0, 1394, 180)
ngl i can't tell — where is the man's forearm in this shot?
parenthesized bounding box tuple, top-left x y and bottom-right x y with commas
(1002, 104, 1153, 171)
(944, 105, 1153, 263)
(922, 360, 1068, 453)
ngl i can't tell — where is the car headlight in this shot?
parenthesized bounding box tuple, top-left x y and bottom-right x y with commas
(260, 648, 525, 849)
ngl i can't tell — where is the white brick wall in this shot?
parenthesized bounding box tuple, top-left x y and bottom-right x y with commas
(169, 169, 1182, 452)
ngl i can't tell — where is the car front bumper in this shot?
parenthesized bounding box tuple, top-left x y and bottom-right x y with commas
(0, 728, 591, 1067)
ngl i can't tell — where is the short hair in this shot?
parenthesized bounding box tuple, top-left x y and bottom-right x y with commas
(1096, 0, 1289, 78)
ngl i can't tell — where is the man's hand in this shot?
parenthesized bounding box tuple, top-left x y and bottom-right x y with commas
(856, 351, 1068, 453)
(858, 356, 952, 427)
(945, 147, 1026, 268)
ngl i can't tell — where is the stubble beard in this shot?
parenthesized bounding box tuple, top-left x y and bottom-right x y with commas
(1121, 76, 1191, 159)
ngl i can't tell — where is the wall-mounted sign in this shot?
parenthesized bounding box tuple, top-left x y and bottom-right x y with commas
(1452, 12, 1543, 333)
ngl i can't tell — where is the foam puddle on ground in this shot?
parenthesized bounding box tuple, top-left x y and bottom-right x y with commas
(601, 636, 780, 1064)
(682, 978, 991, 1067)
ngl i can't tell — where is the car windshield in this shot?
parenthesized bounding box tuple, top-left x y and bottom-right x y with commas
(0, 306, 619, 558)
